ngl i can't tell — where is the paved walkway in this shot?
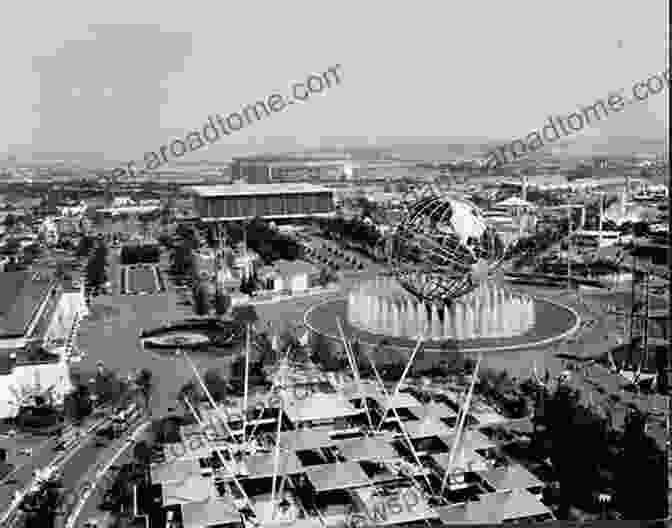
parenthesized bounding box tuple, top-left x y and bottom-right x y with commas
(65, 419, 150, 528)
(0, 412, 112, 526)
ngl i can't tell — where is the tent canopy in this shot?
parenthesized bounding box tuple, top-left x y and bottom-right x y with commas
(495, 196, 536, 208)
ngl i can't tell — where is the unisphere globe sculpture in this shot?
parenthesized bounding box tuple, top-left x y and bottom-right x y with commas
(392, 194, 506, 303)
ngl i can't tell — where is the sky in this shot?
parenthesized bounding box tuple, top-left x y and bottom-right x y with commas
(1, 0, 668, 163)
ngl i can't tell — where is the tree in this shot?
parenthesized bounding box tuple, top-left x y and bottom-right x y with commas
(171, 241, 193, 276)
(205, 226, 217, 248)
(214, 290, 231, 317)
(317, 267, 331, 287)
(22, 244, 40, 265)
(616, 408, 667, 519)
(255, 331, 274, 365)
(160, 205, 172, 225)
(95, 370, 125, 405)
(229, 354, 265, 395)
(54, 261, 72, 281)
(157, 233, 172, 248)
(133, 440, 153, 468)
(94, 240, 109, 260)
(240, 274, 254, 295)
(135, 368, 154, 411)
(279, 326, 300, 356)
(2, 237, 20, 254)
(310, 333, 341, 371)
(351, 340, 373, 377)
(545, 384, 582, 518)
(85, 240, 108, 292)
(223, 249, 235, 269)
(76, 235, 95, 258)
(64, 383, 92, 422)
(3, 213, 16, 229)
(231, 304, 258, 327)
(193, 282, 210, 316)
(86, 252, 107, 292)
(203, 369, 228, 402)
(177, 380, 199, 413)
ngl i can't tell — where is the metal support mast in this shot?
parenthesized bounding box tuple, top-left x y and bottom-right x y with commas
(567, 206, 572, 290)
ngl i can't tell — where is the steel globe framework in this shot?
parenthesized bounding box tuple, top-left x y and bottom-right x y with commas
(392, 194, 506, 304)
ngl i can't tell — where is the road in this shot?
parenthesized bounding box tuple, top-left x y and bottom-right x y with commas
(0, 415, 112, 526)
(0, 435, 60, 515)
(65, 420, 150, 528)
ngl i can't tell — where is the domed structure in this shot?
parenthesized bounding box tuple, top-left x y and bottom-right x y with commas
(392, 194, 505, 303)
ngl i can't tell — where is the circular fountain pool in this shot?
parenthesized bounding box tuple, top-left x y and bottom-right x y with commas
(305, 277, 580, 353)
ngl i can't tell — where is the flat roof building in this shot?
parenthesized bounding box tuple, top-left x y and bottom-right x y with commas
(190, 183, 334, 221)
(0, 272, 84, 419)
(231, 153, 352, 184)
(0, 272, 58, 349)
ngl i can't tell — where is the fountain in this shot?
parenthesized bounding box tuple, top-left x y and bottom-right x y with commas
(347, 276, 536, 341)
(305, 192, 580, 356)
(306, 276, 578, 354)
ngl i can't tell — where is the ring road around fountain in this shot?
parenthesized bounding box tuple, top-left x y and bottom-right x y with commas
(304, 276, 580, 355)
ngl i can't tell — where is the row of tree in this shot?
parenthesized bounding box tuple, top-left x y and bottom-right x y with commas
(64, 367, 154, 423)
(307, 332, 666, 518)
(235, 219, 303, 263)
(175, 321, 310, 406)
(120, 244, 161, 265)
(192, 281, 233, 317)
(533, 382, 667, 519)
(85, 238, 108, 293)
(168, 224, 200, 277)
(318, 216, 382, 249)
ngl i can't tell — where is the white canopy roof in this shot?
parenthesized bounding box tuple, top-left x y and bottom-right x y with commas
(495, 196, 535, 208)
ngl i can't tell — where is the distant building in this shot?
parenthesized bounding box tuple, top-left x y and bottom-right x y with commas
(99, 195, 160, 216)
(350, 160, 416, 182)
(40, 218, 59, 246)
(57, 216, 83, 236)
(258, 259, 320, 294)
(190, 183, 334, 221)
(112, 196, 135, 208)
(231, 153, 351, 184)
(58, 201, 87, 217)
(192, 247, 261, 293)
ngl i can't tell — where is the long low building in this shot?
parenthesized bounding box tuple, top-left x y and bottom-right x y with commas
(0, 272, 86, 418)
(231, 152, 351, 184)
(190, 183, 335, 221)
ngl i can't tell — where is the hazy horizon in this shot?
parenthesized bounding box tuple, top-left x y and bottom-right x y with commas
(2, 1, 668, 166)
(5, 135, 667, 168)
